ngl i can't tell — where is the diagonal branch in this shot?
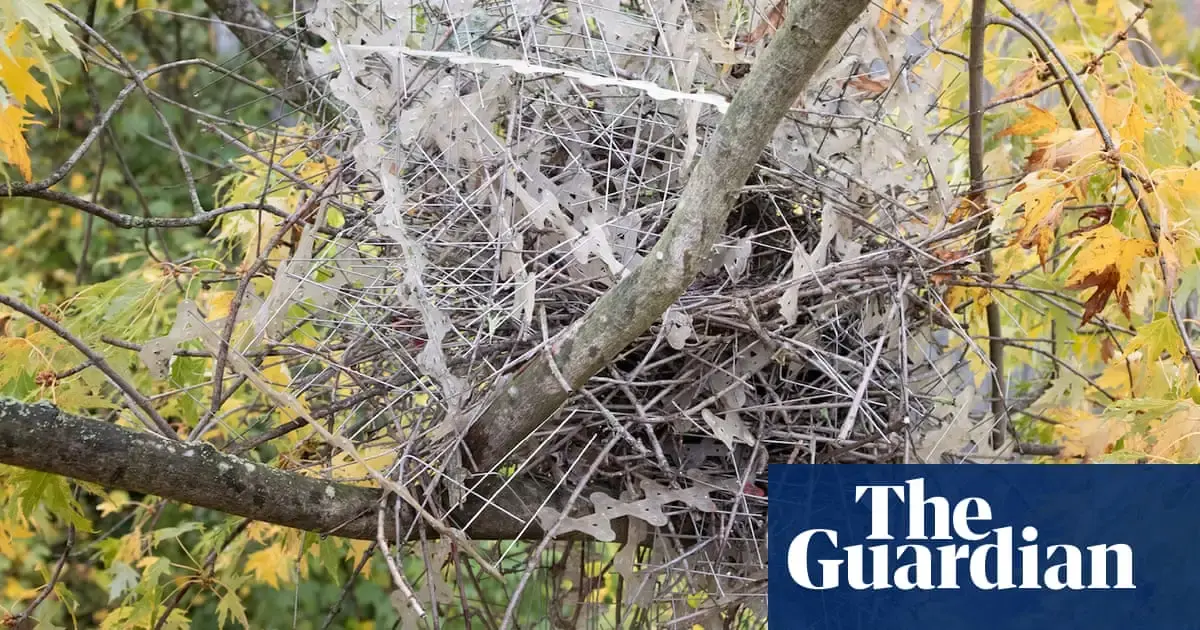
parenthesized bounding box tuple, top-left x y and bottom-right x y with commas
(463, 0, 871, 470)
(0, 294, 175, 438)
(201, 0, 328, 112)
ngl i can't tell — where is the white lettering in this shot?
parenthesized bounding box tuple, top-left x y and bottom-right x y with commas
(1087, 544, 1135, 589)
(788, 529, 841, 589)
(783, 478, 1136, 592)
(855, 484, 905, 540)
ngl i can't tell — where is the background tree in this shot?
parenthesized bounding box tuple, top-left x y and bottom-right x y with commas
(0, 0, 1198, 627)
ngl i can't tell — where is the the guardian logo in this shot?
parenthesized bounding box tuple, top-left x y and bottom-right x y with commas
(787, 478, 1135, 591)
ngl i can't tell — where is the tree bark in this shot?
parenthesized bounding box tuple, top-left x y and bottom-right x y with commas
(0, 398, 581, 542)
(202, 0, 326, 112)
(463, 0, 870, 470)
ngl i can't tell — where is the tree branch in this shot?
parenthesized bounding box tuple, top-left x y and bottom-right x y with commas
(967, 0, 1009, 450)
(201, 0, 327, 112)
(463, 0, 871, 470)
(0, 398, 579, 542)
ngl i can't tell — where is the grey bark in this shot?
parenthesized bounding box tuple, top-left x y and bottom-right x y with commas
(0, 398, 586, 542)
(463, 0, 871, 470)
(202, 0, 327, 112)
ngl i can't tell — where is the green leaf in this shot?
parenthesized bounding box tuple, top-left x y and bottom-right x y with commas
(156, 609, 190, 630)
(138, 556, 172, 594)
(6, 0, 82, 57)
(216, 590, 249, 629)
(34, 617, 64, 630)
(152, 521, 205, 545)
(107, 561, 139, 603)
(12, 470, 91, 531)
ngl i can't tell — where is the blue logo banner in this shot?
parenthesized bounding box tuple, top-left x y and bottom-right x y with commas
(767, 464, 1200, 629)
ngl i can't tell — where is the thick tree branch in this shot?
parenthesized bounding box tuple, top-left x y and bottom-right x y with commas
(202, 0, 327, 112)
(0, 398, 578, 542)
(463, 0, 870, 470)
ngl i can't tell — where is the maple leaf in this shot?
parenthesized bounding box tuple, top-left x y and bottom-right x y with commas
(991, 59, 1051, 103)
(1066, 224, 1156, 326)
(1119, 105, 1145, 149)
(5, 0, 81, 58)
(244, 545, 292, 589)
(0, 104, 37, 180)
(1100, 336, 1118, 363)
(931, 246, 970, 284)
(847, 74, 890, 98)
(1026, 128, 1105, 171)
(948, 196, 982, 223)
(997, 103, 1058, 139)
(1047, 407, 1121, 462)
(876, 0, 910, 30)
(1119, 313, 1181, 364)
(1097, 90, 1131, 132)
(1008, 180, 1065, 268)
(0, 27, 48, 111)
(216, 589, 250, 629)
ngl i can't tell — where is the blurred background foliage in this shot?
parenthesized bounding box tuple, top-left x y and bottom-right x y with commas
(0, 0, 286, 297)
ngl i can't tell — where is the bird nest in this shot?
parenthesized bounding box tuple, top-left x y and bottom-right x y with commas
(246, 0, 972, 622)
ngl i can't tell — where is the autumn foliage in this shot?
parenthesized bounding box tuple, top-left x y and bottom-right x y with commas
(938, 0, 1200, 461)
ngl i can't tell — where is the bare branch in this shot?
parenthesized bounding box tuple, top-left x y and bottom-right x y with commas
(967, 0, 1009, 450)
(2, 189, 290, 229)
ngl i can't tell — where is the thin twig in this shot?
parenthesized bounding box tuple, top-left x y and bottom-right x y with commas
(12, 525, 74, 626)
(377, 508, 425, 618)
(0, 294, 175, 437)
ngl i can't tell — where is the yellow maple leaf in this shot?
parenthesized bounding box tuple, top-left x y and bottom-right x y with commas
(1066, 224, 1156, 326)
(5, 577, 39, 600)
(245, 522, 282, 544)
(997, 103, 1058, 139)
(204, 290, 236, 321)
(0, 104, 37, 180)
(1048, 407, 1122, 461)
(1164, 80, 1191, 112)
(97, 490, 131, 517)
(0, 27, 49, 111)
(328, 442, 398, 485)
(0, 516, 33, 558)
(244, 544, 293, 589)
(1009, 180, 1066, 268)
(1119, 104, 1146, 156)
(938, 0, 964, 31)
(1143, 405, 1200, 461)
(1097, 90, 1130, 133)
